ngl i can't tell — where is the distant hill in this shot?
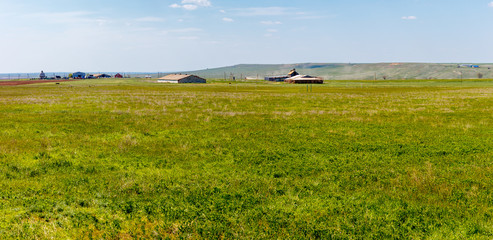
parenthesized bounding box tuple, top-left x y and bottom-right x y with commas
(2, 63, 492, 80)
(180, 63, 493, 80)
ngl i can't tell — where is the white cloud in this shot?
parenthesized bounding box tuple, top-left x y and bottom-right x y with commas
(260, 21, 282, 25)
(489, 2, 493, 7)
(222, 17, 234, 22)
(402, 16, 417, 20)
(182, 5, 198, 10)
(266, 29, 278, 33)
(220, 10, 226, 13)
(182, 0, 211, 7)
(170, 0, 211, 10)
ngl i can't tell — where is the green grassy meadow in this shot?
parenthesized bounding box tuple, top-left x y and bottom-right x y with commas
(0, 79, 492, 239)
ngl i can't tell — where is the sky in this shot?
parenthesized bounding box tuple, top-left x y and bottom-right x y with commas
(1, 0, 493, 73)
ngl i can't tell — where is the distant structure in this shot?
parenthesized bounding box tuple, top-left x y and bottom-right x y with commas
(265, 69, 323, 83)
(265, 68, 299, 82)
(264, 75, 288, 82)
(91, 74, 112, 78)
(114, 73, 123, 78)
(288, 68, 299, 77)
(39, 71, 46, 79)
(72, 72, 86, 79)
(458, 64, 480, 68)
(158, 74, 206, 84)
(285, 75, 324, 84)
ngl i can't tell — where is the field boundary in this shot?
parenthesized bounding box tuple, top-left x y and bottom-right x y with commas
(0, 80, 78, 86)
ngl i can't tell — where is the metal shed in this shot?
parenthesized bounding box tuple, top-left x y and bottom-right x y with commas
(158, 74, 206, 84)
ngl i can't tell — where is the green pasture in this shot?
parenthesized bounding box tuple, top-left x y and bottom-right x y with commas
(0, 79, 492, 239)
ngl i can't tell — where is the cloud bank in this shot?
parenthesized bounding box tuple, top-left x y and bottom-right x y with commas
(402, 16, 417, 20)
(170, 0, 211, 10)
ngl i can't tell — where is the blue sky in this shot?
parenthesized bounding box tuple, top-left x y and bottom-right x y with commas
(1, 0, 493, 73)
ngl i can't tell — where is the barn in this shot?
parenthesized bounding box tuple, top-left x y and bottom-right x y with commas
(264, 76, 288, 82)
(285, 75, 324, 84)
(72, 72, 86, 79)
(158, 74, 206, 84)
(114, 73, 123, 78)
(265, 68, 299, 82)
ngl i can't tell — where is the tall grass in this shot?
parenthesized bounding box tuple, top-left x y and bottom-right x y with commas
(0, 79, 492, 238)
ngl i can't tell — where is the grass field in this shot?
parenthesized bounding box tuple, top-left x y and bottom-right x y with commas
(0, 79, 492, 239)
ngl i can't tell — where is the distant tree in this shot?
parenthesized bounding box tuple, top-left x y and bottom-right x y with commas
(68, 73, 73, 78)
(478, 73, 483, 79)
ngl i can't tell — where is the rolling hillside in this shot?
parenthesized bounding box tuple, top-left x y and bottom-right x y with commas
(2, 63, 492, 81)
(182, 63, 493, 80)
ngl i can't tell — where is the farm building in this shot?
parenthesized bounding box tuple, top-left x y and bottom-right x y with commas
(288, 69, 299, 77)
(285, 75, 324, 84)
(92, 74, 112, 78)
(72, 72, 86, 79)
(158, 74, 206, 84)
(265, 76, 289, 82)
(114, 73, 123, 78)
(265, 68, 299, 82)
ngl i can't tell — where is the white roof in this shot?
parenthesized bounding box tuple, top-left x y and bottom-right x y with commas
(286, 75, 322, 80)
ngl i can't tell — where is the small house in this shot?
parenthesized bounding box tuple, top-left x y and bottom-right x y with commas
(115, 73, 123, 78)
(158, 74, 206, 84)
